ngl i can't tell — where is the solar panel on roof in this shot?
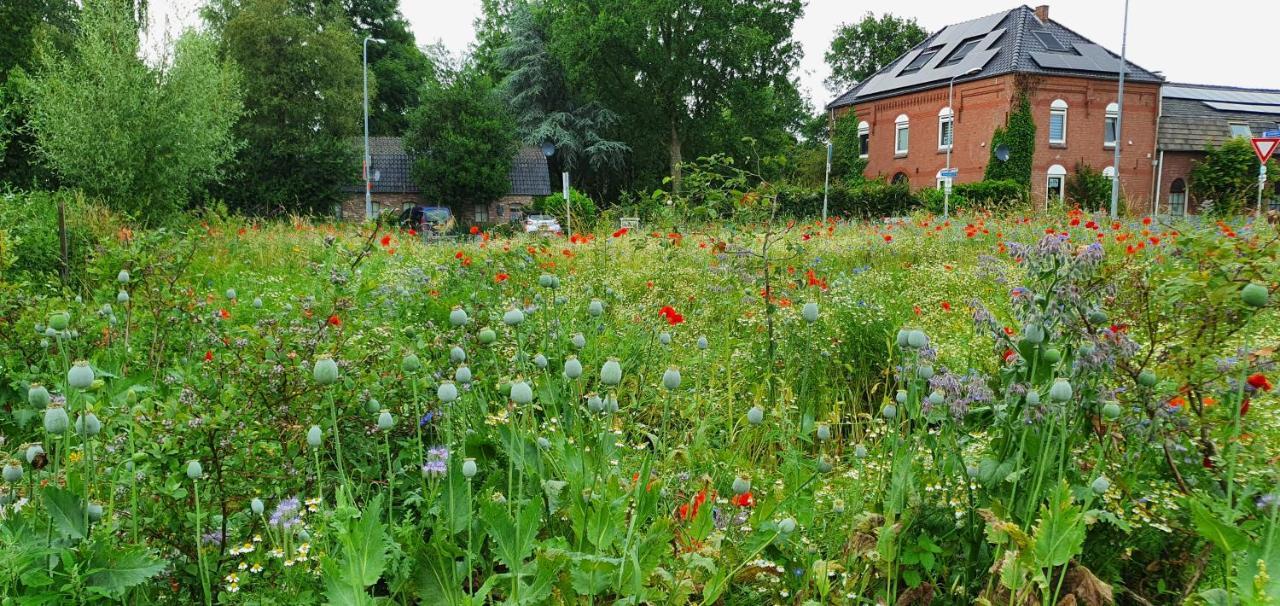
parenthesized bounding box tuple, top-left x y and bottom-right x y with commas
(941, 37, 984, 66)
(900, 47, 940, 74)
(1164, 86, 1280, 105)
(1204, 102, 1280, 115)
(1033, 30, 1069, 52)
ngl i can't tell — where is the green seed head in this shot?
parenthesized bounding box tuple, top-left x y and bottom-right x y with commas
(313, 355, 339, 385)
(564, 356, 583, 380)
(75, 412, 101, 437)
(2, 460, 22, 484)
(402, 353, 422, 373)
(251, 498, 264, 515)
(28, 384, 50, 408)
(25, 444, 44, 464)
(454, 365, 472, 384)
(503, 307, 525, 326)
(746, 406, 764, 425)
(437, 381, 459, 403)
(449, 306, 470, 327)
(44, 405, 69, 434)
(1102, 401, 1122, 420)
(306, 425, 323, 448)
(1241, 283, 1269, 308)
(48, 311, 70, 331)
(462, 458, 478, 478)
(600, 358, 623, 386)
(571, 332, 586, 350)
(802, 302, 819, 324)
(87, 502, 103, 522)
(67, 361, 94, 390)
(587, 393, 604, 412)
(662, 366, 682, 390)
(587, 300, 604, 317)
(732, 476, 751, 494)
(778, 518, 797, 534)
(186, 460, 203, 480)
(1049, 378, 1073, 402)
(449, 346, 466, 364)
(1091, 475, 1110, 495)
(377, 410, 394, 431)
(816, 424, 831, 441)
(117, 269, 130, 284)
(479, 328, 497, 344)
(510, 379, 534, 405)
(1137, 370, 1157, 387)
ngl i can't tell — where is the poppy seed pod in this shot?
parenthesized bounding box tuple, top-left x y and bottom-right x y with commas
(75, 412, 102, 437)
(778, 518, 797, 534)
(537, 437, 550, 449)
(402, 353, 421, 373)
(697, 336, 708, 350)
(1049, 378, 1073, 402)
(1242, 283, 1269, 308)
(928, 391, 945, 406)
(904, 330, 926, 349)
(186, 460, 203, 480)
(454, 365, 472, 384)
(225, 288, 237, 300)
(510, 380, 534, 405)
(377, 410, 394, 431)
(28, 384, 50, 408)
(437, 381, 459, 403)
(564, 356, 583, 379)
(2, 460, 22, 484)
(87, 502, 103, 522)
(816, 424, 832, 441)
(1087, 309, 1108, 325)
(25, 444, 44, 464)
(449, 306, 469, 327)
(662, 366, 682, 390)
(44, 404, 69, 434)
(503, 307, 525, 326)
(817, 458, 833, 473)
(896, 329, 910, 348)
(555, 295, 567, 306)
(117, 290, 130, 304)
(571, 333, 586, 350)
(600, 358, 622, 386)
(1042, 348, 1062, 364)
(747, 406, 764, 425)
(538, 274, 555, 288)
(462, 458, 477, 478)
(533, 354, 548, 369)
(854, 444, 868, 458)
(587, 393, 604, 412)
(479, 328, 497, 344)
(882, 405, 898, 420)
(1026, 391, 1041, 406)
(253, 297, 263, 309)
(117, 269, 130, 284)
(917, 365, 934, 380)
(587, 300, 604, 317)
(450, 346, 467, 364)
(732, 476, 751, 495)
(366, 398, 381, 414)
(1102, 401, 1122, 420)
(658, 332, 671, 345)
(606, 394, 619, 413)
(49, 311, 70, 331)
(1022, 324, 1045, 345)
(1078, 342, 1096, 358)
(1091, 475, 1110, 495)
(895, 390, 907, 404)
(802, 302, 819, 324)
(1137, 370, 1157, 387)
(313, 355, 339, 385)
(251, 498, 264, 515)
(67, 361, 95, 390)
(306, 425, 323, 448)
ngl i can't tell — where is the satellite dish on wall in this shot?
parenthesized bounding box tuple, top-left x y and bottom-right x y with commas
(372, 169, 381, 182)
(540, 142, 556, 158)
(994, 145, 1010, 162)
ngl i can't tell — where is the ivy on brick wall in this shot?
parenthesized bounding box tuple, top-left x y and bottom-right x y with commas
(984, 93, 1035, 187)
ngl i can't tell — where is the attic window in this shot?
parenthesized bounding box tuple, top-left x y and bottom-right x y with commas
(941, 37, 984, 66)
(900, 47, 940, 74)
(1033, 30, 1070, 52)
(1229, 123, 1252, 138)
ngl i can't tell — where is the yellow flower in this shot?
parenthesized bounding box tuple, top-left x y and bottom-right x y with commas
(68, 451, 83, 464)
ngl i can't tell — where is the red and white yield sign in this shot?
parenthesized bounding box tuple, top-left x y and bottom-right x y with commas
(1252, 137, 1280, 164)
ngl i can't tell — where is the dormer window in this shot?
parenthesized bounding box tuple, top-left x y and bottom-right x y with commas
(900, 47, 940, 75)
(941, 37, 984, 66)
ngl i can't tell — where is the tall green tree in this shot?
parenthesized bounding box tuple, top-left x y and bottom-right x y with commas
(497, 3, 627, 185)
(340, 0, 436, 135)
(1191, 137, 1280, 216)
(26, 0, 242, 221)
(543, 0, 805, 191)
(405, 70, 517, 208)
(825, 12, 927, 93)
(212, 0, 362, 215)
(0, 0, 79, 188)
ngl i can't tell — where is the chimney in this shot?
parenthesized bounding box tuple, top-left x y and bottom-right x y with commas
(1034, 5, 1050, 22)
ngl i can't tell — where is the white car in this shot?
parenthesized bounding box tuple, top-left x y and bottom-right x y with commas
(523, 214, 562, 234)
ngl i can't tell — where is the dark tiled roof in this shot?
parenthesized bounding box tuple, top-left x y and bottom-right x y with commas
(827, 5, 1163, 109)
(1158, 84, 1280, 152)
(343, 137, 550, 197)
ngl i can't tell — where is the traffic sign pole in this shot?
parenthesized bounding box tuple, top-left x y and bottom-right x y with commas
(1250, 138, 1278, 219)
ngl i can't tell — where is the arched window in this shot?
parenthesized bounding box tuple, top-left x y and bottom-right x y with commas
(938, 107, 954, 150)
(1049, 99, 1068, 145)
(1046, 164, 1067, 204)
(892, 172, 909, 185)
(895, 114, 910, 156)
(857, 121, 870, 159)
(1169, 178, 1187, 216)
(1102, 166, 1116, 179)
(1104, 102, 1119, 148)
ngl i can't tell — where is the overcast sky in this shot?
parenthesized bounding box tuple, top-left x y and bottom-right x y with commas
(151, 0, 1280, 109)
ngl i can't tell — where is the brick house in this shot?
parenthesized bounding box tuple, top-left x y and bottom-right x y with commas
(826, 5, 1164, 214)
(1155, 83, 1280, 216)
(340, 137, 552, 224)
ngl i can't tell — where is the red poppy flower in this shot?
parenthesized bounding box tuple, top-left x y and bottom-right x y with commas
(380, 234, 392, 247)
(731, 491, 755, 507)
(613, 227, 629, 238)
(1142, 216, 1152, 225)
(495, 273, 509, 283)
(327, 314, 341, 327)
(204, 350, 213, 362)
(883, 234, 893, 243)
(470, 225, 480, 235)
(941, 301, 952, 312)
(218, 309, 230, 320)
(1241, 397, 1251, 416)
(1248, 373, 1273, 392)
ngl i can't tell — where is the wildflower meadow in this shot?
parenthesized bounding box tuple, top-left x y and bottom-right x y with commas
(1, 205, 1278, 605)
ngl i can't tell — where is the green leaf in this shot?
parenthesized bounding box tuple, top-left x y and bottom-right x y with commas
(1032, 483, 1085, 569)
(342, 494, 388, 588)
(481, 501, 540, 575)
(43, 486, 86, 540)
(84, 544, 166, 597)
(1188, 499, 1249, 554)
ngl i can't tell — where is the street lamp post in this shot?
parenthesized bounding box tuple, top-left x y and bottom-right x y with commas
(943, 67, 982, 219)
(1109, 0, 1130, 219)
(363, 36, 385, 222)
(540, 142, 571, 237)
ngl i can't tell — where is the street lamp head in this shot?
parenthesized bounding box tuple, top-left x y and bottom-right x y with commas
(540, 142, 556, 158)
(365, 36, 386, 44)
(964, 66, 982, 76)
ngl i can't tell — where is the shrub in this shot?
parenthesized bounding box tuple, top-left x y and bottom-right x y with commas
(532, 187, 599, 228)
(0, 189, 108, 282)
(776, 180, 921, 219)
(921, 179, 1029, 214)
(1066, 163, 1112, 212)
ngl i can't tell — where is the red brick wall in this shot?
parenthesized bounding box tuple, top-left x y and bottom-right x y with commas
(836, 74, 1161, 214)
(339, 193, 535, 226)
(340, 193, 423, 221)
(1158, 151, 1201, 214)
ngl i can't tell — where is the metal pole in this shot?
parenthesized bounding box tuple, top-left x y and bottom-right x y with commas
(822, 142, 832, 221)
(562, 171, 571, 236)
(1259, 164, 1268, 219)
(1109, 0, 1129, 219)
(363, 36, 372, 222)
(944, 75, 956, 219)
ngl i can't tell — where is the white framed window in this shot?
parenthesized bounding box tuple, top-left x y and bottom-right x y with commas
(938, 107, 954, 150)
(857, 121, 870, 158)
(473, 203, 489, 223)
(1229, 123, 1252, 138)
(1104, 102, 1119, 148)
(1049, 99, 1068, 145)
(894, 114, 909, 156)
(1047, 164, 1066, 204)
(1168, 179, 1187, 216)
